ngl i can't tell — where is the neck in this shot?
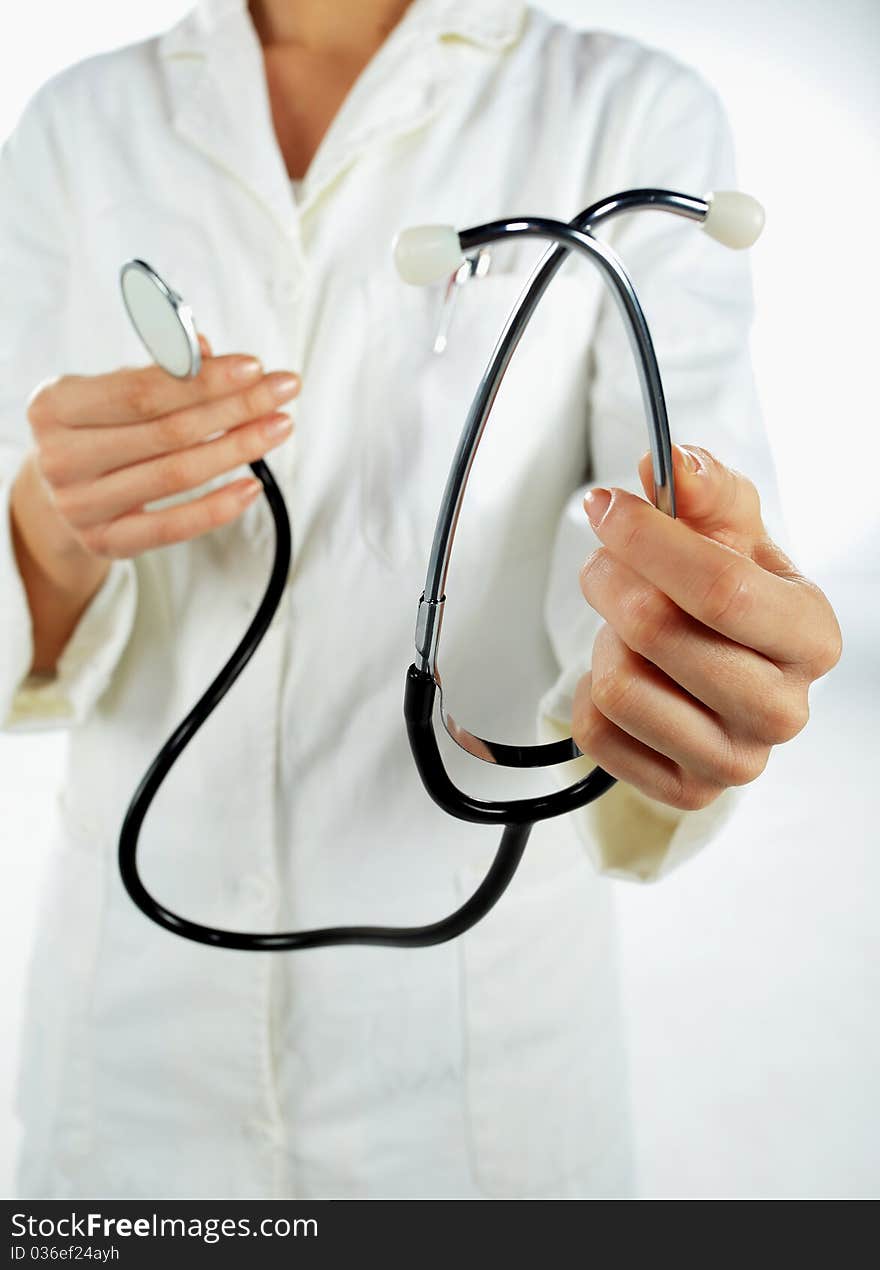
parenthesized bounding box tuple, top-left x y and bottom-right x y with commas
(248, 0, 413, 56)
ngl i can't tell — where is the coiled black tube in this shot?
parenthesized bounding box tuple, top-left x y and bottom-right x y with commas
(117, 456, 533, 950)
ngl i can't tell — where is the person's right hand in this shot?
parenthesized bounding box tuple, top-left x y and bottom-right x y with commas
(22, 333, 300, 561)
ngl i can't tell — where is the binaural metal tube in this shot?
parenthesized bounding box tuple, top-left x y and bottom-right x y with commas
(415, 190, 710, 676)
(415, 221, 662, 670)
(577, 188, 708, 229)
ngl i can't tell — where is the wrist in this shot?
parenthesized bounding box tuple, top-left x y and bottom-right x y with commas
(11, 449, 111, 596)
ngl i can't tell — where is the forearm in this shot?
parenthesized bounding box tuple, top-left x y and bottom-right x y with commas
(9, 449, 110, 675)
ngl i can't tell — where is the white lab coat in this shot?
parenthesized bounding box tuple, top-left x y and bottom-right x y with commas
(0, 0, 791, 1199)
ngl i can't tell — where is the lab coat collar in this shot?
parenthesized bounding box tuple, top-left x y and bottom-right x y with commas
(157, 0, 528, 240)
(163, 0, 528, 55)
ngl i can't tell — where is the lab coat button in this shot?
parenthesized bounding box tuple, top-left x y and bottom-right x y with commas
(240, 874, 272, 908)
(246, 1119, 284, 1148)
(270, 597, 289, 629)
(269, 276, 300, 306)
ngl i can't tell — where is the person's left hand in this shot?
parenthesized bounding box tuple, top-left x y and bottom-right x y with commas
(574, 443, 843, 811)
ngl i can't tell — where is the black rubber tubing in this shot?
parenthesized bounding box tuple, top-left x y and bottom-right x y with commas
(117, 456, 533, 951)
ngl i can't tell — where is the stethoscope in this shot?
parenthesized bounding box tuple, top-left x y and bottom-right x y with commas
(117, 187, 764, 952)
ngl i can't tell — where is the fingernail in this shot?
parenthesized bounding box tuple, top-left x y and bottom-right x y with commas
(263, 413, 293, 438)
(269, 373, 301, 400)
(584, 487, 611, 528)
(238, 478, 263, 501)
(675, 444, 702, 474)
(230, 357, 263, 381)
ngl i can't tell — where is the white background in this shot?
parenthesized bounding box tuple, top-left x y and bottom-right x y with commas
(1, 0, 878, 1199)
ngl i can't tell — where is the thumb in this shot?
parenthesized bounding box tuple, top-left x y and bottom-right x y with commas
(197, 332, 213, 358)
(638, 442, 768, 553)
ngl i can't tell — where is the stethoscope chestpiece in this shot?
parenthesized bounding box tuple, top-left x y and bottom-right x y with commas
(119, 258, 202, 379)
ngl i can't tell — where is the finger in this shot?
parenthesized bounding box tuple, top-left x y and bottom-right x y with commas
(55, 410, 293, 527)
(81, 476, 265, 558)
(587, 624, 769, 789)
(571, 670, 726, 812)
(32, 354, 274, 427)
(638, 443, 770, 552)
(50, 370, 302, 481)
(197, 333, 213, 358)
(582, 481, 830, 667)
(579, 547, 803, 745)
(640, 442, 807, 580)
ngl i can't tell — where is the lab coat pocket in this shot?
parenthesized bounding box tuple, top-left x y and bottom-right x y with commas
(14, 788, 109, 1196)
(357, 265, 599, 573)
(455, 821, 633, 1197)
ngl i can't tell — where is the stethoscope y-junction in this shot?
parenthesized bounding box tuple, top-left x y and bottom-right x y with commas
(117, 187, 764, 951)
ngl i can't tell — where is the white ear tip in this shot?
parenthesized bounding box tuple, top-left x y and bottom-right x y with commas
(393, 225, 464, 285)
(702, 191, 765, 249)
